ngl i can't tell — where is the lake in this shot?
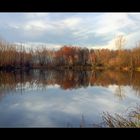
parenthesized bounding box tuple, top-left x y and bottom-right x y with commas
(0, 70, 140, 127)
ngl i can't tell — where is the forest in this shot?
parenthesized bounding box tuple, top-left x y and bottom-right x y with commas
(0, 36, 140, 71)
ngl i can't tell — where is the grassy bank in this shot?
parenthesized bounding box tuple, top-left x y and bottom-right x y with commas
(102, 106, 140, 128)
(78, 106, 140, 128)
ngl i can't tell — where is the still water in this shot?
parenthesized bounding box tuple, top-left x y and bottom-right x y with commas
(0, 70, 140, 127)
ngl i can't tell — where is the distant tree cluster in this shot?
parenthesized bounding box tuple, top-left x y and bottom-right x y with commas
(0, 38, 140, 71)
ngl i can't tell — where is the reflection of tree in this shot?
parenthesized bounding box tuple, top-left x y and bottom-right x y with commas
(0, 70, 140, 99)
(114, 85, 125, 100)
(131, 72, 140, 97)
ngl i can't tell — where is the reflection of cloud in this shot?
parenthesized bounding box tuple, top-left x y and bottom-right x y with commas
(47, 84, 60, 89)
(0, 83, 140, 127)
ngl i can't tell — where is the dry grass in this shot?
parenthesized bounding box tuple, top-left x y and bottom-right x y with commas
(102, 105, 140, 128)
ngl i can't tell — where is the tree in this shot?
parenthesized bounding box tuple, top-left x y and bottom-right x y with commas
(115, 35, 126, 69)
(115, 35, 126, 50)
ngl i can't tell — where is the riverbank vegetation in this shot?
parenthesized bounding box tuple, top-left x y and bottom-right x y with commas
(0, 36, 140, 71)
(79, 105, 140, 128)
(102, 105, 140, 128)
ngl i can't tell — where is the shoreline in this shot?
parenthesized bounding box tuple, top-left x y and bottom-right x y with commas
(0, 65, 140, 72)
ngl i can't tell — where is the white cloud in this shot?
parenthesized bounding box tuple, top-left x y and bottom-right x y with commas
(87, 38, 117, 50)
(62, 17, 81, 28)
(24, 20, 47, 31)
(1, 13, 140, 49)
(94, 13, 135, 35)
(24, 13, 49, 19)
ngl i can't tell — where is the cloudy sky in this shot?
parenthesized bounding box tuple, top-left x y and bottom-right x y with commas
(0, 13, 140, 49)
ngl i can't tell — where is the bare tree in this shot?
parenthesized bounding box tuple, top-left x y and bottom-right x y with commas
(115, 35, 126, 50)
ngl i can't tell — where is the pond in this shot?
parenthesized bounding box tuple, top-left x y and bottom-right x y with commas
(0, 70, 140, 127)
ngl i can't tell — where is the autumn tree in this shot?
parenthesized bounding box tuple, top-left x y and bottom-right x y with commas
(132, 43, 140, 69)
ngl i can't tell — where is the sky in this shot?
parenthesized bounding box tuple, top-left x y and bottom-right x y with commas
(0, 13, 140, 50)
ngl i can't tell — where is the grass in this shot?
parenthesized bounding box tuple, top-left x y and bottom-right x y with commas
(102, 105, 140, 128)
(75, 105, 140, 128)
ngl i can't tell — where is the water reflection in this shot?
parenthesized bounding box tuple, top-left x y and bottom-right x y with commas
(0, 70, 140, 127)
(0, 70, 140, 98)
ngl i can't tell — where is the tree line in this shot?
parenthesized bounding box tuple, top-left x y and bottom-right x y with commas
(0, 37, 140, 71)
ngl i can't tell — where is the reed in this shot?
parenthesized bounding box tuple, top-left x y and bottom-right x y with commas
(102, 105, 140, 128)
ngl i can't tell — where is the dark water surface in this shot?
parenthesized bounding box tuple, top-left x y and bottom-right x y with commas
(0, 70, 140, 127)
